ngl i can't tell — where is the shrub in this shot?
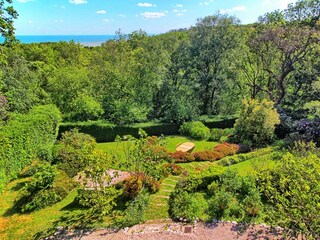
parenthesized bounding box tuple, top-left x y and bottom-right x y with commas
(19, 165, 75, 212)
(213, 143, 239, 156)
(161, 163, 183, 177)
(209, 128, 224, 141)
(76, 149, 121, 217)
(258, 147, 320, 238)
(234, 99, 280, 147)
(179, 121, 210, 140)
(209, 128, 234, 142)
(169, 190, 209, 222)
(55, 129, 96, 177)
(148, 145, 171, 162)
(170, 151, 195, 163)
(117, 192, 150, 227)
(193, 151, 224, 162)
(123, 173, 160, 198)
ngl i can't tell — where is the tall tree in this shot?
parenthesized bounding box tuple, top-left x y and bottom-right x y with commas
(187, 14, 240, 114)
(0, 0, 18, 43)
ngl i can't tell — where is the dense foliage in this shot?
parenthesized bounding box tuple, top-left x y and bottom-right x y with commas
(258, 143, 320, 238)
(18, 163, 75, 212)
(55, 129, 96, 177)
(234, 99, 280, 147)
(0, 105, 61, 191)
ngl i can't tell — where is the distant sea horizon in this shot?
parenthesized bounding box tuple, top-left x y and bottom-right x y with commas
(1, 35, 116, 46)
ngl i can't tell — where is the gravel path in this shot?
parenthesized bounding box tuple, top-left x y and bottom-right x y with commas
(52, 221, 285, 240)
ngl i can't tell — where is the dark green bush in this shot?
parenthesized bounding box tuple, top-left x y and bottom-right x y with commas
(169, 189, 208, 222)
(0, 105, 61, 191)
(179, 121, 210, 140)
(209, 128, 234, 142)
(209, 128, 224, 141)
(19, 165, 75, 212)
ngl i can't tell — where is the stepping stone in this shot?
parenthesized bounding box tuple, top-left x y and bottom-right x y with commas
(184, 226, 193, 234)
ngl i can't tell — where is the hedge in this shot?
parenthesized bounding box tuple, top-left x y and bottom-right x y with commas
(0, 105, 61, 191)
(203, 118, 236, 129)
(58, 117, 237, 143)
(58, 122, 180, 142)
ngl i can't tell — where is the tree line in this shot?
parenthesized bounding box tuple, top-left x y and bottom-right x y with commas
(0, 0, 319, 125)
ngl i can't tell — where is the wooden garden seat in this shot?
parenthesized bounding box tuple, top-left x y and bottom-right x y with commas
(176, 142, 195, 153)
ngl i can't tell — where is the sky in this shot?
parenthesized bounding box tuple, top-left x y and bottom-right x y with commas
(13, 0, 297, 35)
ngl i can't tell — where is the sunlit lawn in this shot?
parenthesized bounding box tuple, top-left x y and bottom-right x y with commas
(0, 178, 77, 240)
(97, 135, 218, 154)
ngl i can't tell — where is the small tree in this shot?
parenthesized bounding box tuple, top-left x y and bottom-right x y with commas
(77, 150, 121, 217)
(234, 99, 280, 147)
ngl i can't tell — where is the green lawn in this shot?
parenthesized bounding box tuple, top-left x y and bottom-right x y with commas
(97, 135, 218, 154)
(163, 136, 218, 152)
(228, 154, 279, 176)
(0, 178, 77, 240)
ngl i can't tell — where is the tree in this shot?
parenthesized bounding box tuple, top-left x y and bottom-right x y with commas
(0, 0, 18, 43)
(248, 25, 317, 107)
(187, 14, 240, 114)
(249, 0, 320, 108)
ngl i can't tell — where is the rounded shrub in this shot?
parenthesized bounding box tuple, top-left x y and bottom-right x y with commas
(234, 99, 280, 147)
(179, 121, 210, 140)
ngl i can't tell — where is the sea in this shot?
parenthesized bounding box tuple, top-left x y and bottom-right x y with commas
(0, 35, 116, 47)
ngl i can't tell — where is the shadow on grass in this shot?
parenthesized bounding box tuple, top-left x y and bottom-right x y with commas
(2, 194, 29, 217)
(10, 181, 26, 191)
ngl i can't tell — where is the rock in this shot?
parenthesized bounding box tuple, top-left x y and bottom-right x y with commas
(212, 218, 218, 223)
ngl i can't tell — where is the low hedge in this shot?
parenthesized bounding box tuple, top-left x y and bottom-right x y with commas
(59, 117, 237, 143)
(219, 147, 276, 166)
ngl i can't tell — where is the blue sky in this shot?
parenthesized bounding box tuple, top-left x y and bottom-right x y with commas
(13, 0, 297, 35)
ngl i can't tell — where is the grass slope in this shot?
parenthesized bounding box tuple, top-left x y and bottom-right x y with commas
(0, 178, 77, 240)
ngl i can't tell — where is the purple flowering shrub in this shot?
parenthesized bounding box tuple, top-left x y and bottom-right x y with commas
(284, 118, 320, 147)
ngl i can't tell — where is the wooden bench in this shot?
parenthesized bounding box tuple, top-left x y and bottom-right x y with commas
(176, 142, 195, 153)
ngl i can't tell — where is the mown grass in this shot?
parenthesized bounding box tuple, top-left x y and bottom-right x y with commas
(96, 135, 218, 154)
(228, 154, 279, 176)
(0, 178, 77, 240)
(163, 136, 218, 152)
